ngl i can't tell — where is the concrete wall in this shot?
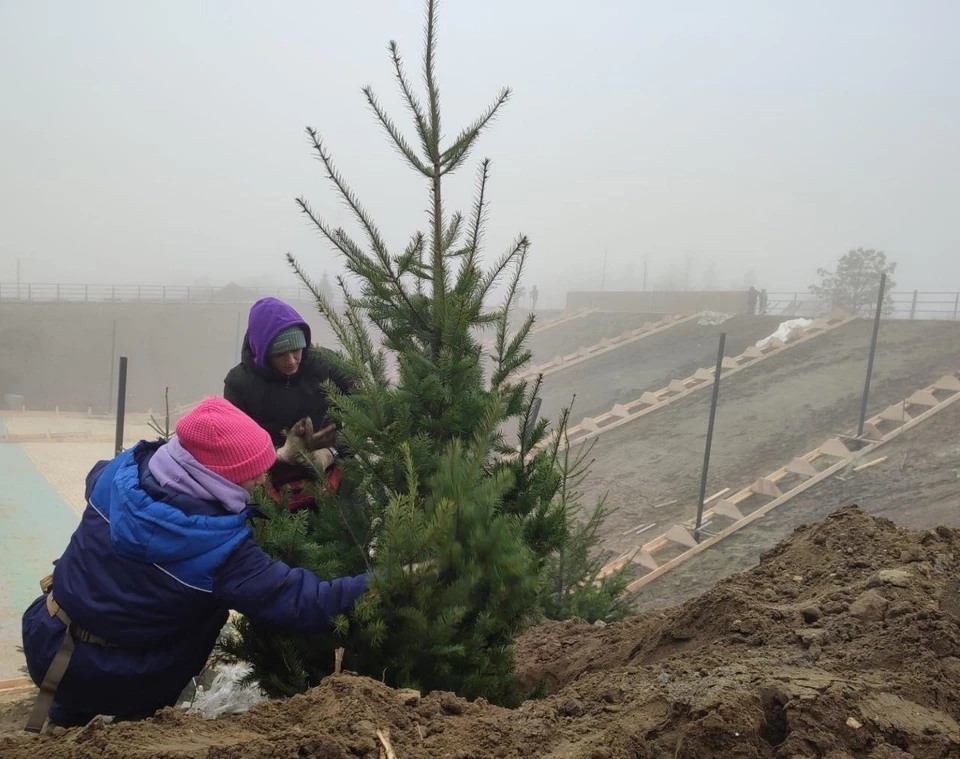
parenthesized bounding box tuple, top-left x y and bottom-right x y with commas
(0, 300, 335, 413)
(566, 290, 752, 314)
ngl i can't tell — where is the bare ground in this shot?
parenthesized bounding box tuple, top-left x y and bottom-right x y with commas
(579, 318, 960, 558)
(538, 315, 783, 422)
(526, 311, 665, 366)
(631, 396, 960, 612)
(4, 507, 960, 758)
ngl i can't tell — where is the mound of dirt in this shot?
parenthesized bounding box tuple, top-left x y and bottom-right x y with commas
(4, 505, 960, 758)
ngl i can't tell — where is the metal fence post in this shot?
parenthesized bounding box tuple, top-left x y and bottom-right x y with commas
(857, 273, 886, 438)
(954, 292, 959, 320)
(114, 356, 128, 455)
(695, 332, 726, 541)
(910, 290, 918, 320)
(108, 319, 118, 412)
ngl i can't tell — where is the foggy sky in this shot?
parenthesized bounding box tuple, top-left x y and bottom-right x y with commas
(1, 0, 958, 308)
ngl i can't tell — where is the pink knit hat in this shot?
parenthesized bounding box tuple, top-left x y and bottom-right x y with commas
(175, 397, 276, 484)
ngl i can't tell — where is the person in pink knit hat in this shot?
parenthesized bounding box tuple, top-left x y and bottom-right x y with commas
(21, 396, 368, 733)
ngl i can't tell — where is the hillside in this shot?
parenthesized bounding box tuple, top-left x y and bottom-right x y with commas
(3, 506, 958, 758)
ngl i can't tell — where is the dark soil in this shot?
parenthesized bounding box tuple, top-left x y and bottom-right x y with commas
(4, 506, 960, 758)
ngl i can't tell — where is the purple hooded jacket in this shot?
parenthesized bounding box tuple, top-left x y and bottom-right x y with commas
(246, 297, 312, 368)
(224, 298, 354, 448)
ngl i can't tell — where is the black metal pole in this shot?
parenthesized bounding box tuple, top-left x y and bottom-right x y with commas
(529, 396, 543, 428)
(108, 318, 117, 412)
(235, 310, 243, 363)
(694, 332, 726, 541)
(857, 273, 886, 438)
(114, 356, 128, 455)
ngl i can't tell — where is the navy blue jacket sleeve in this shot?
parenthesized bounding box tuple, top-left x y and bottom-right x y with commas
(212, 537, 367, 633)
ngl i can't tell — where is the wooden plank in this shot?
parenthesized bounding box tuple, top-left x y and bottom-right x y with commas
(934, 375, 960, 392)
(905, 389, 939, 408)
(704, 488, 731, 505)
(579, 417, 601, 433)
(517, 312, 701, 380)
(634, 550, 659, 571)
(664, 524, 698, 548)
(599, 551, 635, 577)
(529, 308, 597, 335)
(853, 456, 888, 473)
(879, 403, 911, 423)
(820, 438, 853, 460)
(750, 477, 783, 498)
(652, 498, 679, 509)
(785, 457, 818, 477)
(625, 377, 960, 593)
(711, 499, 744, 520)
(0, 677, 33, 693)
(554, 315, 855, 450)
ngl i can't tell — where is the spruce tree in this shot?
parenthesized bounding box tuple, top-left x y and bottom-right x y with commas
(221, 0, 630, 704)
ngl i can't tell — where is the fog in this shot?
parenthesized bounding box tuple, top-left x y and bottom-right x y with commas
(1, 0, 959, 307)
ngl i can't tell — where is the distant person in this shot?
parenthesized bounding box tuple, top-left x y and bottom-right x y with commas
(747, 286, 759, 316)
(530, 285, 539, 314)
(224, 297, 355, 510)
(21, 397, 367, 732)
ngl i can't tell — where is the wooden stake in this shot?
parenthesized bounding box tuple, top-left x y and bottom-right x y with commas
(334, 647, 344, 675)
(377, 728, 398, 759)
(652, 498, 679, 509)
(853, 456, 888, 473)
(704, 488, 731, 505)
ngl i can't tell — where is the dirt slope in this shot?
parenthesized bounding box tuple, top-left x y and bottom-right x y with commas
(526, 312, 664, 366)
(4, 506, 960, 758)
(537, 314, 782, 422)
(583, 318, 960, 557)
(631, 399, 960, 613)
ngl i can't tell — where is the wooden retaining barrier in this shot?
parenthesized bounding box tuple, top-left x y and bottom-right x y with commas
(599, 371, 960, 592)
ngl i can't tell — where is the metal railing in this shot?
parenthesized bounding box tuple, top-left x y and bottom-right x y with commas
(761, 291, 960, 320)
(0, 282, 316, 304)
(2, 282, 958, 319)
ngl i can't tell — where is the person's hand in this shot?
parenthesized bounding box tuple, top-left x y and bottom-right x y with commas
(295, 417, 338, 451)
(310, 423, 339, 450)
(310, 447, 337, 472)
(276, 419, 310, 463)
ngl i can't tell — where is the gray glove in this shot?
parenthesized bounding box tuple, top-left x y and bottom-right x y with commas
(276, 419, 309, 464)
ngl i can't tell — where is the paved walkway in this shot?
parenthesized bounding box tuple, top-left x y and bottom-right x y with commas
(0, 420, 80, 679)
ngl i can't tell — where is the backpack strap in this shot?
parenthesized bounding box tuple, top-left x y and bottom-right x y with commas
(24, 577, 113, 733)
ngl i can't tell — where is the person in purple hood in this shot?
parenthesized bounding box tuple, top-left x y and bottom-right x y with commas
(21, 397, 367, 733)
(224, 297, 355, 510)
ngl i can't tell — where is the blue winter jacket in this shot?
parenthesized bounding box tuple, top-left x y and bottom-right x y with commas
(21, 440, 367, 723)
